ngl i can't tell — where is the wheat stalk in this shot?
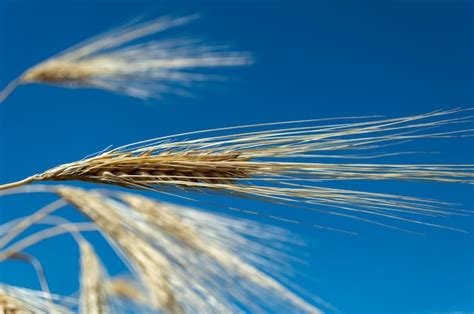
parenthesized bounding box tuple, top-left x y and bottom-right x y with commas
(5, 253, 50, 298)
(0, 15, 252, 102)
(0, 109, 472, 229)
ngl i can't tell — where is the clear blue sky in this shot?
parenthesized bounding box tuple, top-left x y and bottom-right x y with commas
(0, 0, 473, 313)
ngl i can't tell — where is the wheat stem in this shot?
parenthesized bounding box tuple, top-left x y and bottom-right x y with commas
(0, 78, 21, 103)
(0, 176, 38, 191)
(0, 223, 97, 261)
(6, 252, 51, 297)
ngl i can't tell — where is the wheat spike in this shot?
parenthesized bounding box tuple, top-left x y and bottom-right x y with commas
(105, 279, 147, 306)
(121, 194, 316, 313)
(0, 292, 27, 314)
(0, 285, 74, 314)
(1, 109, 472, 229)
(56, 187, 188, 314)
(0, 15, 252, 102)
(53, 186, 322, 313)
(79, 241, 110, 314)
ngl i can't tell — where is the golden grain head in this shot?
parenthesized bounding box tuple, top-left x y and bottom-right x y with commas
(120, 192, 322, 314)
(21, 61, 94, 84)
(53, 186, 323, 313)
(1, 109, 471, 231)
(0, 285, 74, 314)
(105, 279, 147, 305)
(0, 15, 252, 102)
(0, 293, 23, 314)
(79, 241, 110, 314)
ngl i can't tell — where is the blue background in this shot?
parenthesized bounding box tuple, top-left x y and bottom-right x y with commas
(0, 0, 473, 313)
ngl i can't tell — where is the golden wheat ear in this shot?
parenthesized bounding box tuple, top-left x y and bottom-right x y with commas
(1, 109, 471, 231)
(53, 187, 323, 313)
(105, 278, 148, 306)
(0, 15, 252, 103)
(79, 241, 111, 314)
(0, 186, 323, 312)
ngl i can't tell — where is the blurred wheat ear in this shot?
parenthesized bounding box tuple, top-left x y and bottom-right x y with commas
(106, 278, 147, 304)
(79, 241, 110, 314)
(0, 284, 75, 313)
(55, 186, 322, 313)
(0, 186, 324, 312)
(0, 14, 252, 102)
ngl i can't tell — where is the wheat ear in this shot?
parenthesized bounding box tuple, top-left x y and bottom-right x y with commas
(0, 15, 252, 102)
(0, 109, 472, 229)
(56, 187, 185, 314)
(0, 285, 75, 314)
(79, 241, 110, 314)
(105, 279, 148, 306)
(49, 186, 322, 313)
(121, 193, 323, 313)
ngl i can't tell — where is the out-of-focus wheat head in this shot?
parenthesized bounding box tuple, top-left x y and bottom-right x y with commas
(55, 186, 322, 313)
(105, 278, 148, 307)
(0, 285, 74, 314)
(79, 242, 146, 313)
(56, 187, 184, 313)
(0, 15, 252, 102)
(79, 241, 110, 314)
(2, 109, 472, 230)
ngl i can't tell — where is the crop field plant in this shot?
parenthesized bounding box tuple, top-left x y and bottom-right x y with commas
(0, 2, 473, 314)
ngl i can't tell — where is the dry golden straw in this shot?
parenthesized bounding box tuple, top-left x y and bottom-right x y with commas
(0, 186, 322, 313)
(0, 109, 472, 230)
(0, 15, 252, 102)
